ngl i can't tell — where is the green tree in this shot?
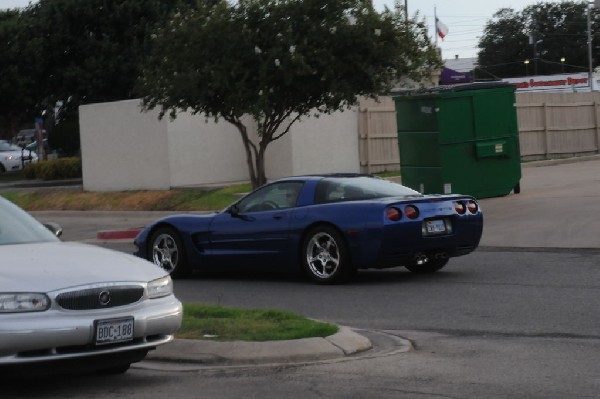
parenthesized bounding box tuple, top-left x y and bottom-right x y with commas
(1, 0, 197, 148)
(478, 1, 599, 78)
(0, 9, 43, 137)
(139, 0, 441, 188)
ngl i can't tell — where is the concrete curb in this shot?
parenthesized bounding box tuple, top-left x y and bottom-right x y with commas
(97, 229, 141, 240)
(147, 326, 373, 365)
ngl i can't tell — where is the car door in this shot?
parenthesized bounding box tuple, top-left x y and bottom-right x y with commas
(206, 181, 304, 269)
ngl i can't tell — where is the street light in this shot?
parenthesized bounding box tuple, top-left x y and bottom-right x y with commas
(560, 57, 566, 73)
(524, 59, 530, 76)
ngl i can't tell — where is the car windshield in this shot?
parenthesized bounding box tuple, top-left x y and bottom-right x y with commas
(315, 176, 421, 204)
(0, 141, 21, 152)
(0, 197, 60, 245)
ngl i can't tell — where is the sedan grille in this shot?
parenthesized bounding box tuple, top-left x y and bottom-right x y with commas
(56, 286, 144, 310)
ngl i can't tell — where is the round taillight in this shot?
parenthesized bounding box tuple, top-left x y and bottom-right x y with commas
(467, 200, 479, 214)
(404, 205, 419, 219)
(386, 207, 402, 221)
(454, 201, 466, 215)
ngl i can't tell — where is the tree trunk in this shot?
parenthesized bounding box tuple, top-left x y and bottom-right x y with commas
(228, 118, 264, 189)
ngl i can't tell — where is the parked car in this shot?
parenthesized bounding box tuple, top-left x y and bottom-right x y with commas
(15, 128, 44, 147)
(0, 140, 37, 173)
(134, 174, 483, 284)
(0, 196, 183, 375)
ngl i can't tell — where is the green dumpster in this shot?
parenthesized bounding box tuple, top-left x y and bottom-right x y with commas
(393, 82, 521, 199)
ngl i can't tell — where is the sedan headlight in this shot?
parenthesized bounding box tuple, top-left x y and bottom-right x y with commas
(147, 276, 173, 299)
(0, 293, 50, 313)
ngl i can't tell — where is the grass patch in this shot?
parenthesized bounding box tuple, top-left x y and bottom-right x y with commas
(178, 304, 338, 341)
(1, 183, 252, 211)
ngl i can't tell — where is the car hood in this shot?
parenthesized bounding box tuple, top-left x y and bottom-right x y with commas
(0, 241, 166, 292)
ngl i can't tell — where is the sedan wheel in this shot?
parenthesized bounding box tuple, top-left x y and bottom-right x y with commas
(302, 226, 350, 284)
(149, 227, 190, 278)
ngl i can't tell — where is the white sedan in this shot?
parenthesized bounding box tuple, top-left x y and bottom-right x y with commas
(0, 140, 37, 172)
(0, 196, 183, 375)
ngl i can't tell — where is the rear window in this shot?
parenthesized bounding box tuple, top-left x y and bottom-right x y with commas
(314, 176, 420, 204)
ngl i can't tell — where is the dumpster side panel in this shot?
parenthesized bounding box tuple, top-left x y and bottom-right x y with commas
(395, 96, 441, 193)
(395, 85, 522, 199)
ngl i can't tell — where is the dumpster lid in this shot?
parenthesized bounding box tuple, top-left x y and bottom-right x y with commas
(392, 81, 512, 96)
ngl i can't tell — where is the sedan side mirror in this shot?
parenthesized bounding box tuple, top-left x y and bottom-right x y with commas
(229, 204, 240, 217)
(43, 222, 63, 237)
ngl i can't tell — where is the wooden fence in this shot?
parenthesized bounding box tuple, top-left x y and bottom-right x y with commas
(516, 92, 600, 160)
(358, 96, 400, 173)
(357, 92, 600, 171)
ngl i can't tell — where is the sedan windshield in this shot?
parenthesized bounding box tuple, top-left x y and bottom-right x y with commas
(315, 176, 421, 204)
(0, 197, 59, 245)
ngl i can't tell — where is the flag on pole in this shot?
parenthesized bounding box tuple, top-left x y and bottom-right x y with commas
(436, 17, 449, 41)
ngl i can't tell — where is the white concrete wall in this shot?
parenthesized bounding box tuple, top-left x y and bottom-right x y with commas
(80, 99, 361, 191)
(167, 114, 255, 187)
(79, 99, 171, 191)
(289, 109, 360, 176)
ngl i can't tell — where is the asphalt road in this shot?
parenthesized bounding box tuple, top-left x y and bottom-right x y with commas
(6, 248, 600, 398)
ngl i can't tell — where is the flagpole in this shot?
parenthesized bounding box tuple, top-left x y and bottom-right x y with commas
(434, 6, 438, 47)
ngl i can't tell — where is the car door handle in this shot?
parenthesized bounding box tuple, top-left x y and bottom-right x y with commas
(273, 213, 285, 220)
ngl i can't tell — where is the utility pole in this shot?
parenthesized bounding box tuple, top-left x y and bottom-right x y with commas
(587, 2, 594, 90)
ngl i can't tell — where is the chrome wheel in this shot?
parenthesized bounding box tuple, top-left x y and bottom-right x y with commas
(303, 226, 350, 284)
(306, 232, 340, 278)
(152, 233, 179, 273)
(149, 227, 190, 278)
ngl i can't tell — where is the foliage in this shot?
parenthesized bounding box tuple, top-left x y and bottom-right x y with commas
(0, 9, 42, 137)
(139, 0, 441, 188)
(49, 102, 80, 156)
(477, 2, 599, 78)
(0, 0, 197, 139)
(23, 157, 82, 180)
(179, 303, 338, 341)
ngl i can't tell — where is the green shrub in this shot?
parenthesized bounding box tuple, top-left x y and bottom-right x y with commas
(24, 158, 82, 180)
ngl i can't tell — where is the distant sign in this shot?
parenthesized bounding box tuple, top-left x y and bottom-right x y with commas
(502, 73, 590, 92)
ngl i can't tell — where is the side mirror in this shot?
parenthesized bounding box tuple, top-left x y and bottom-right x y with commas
(43, 222, 63, 238)
(229, 204, 240, 217)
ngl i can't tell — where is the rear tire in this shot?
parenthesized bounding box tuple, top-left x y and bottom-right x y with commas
(148, 227, 191, 278)
(302, 226, 351, 284)
(405, 258, 449, 274)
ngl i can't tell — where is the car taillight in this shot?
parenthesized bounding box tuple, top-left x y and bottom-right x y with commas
(454, 201, 466, 215)
(404, 205, 419, 219)
(467, 200, 479, 214)
(386, 207, 402, 221)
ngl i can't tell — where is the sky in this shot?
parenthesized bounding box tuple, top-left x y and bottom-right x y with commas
(2, 0, 556, 61)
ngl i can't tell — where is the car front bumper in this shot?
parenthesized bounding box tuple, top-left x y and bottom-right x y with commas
(0, 295, 182, 365)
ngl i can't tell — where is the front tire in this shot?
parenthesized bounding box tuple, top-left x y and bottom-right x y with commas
(148, 227, 190, 278)
(405, 258, 449, 274)
(302, 226, 351, 284)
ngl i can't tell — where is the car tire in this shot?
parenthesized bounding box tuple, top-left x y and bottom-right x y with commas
(405, 258, 449, 273)
(302, 226, 351, 284)
(148, 227, 191, 278)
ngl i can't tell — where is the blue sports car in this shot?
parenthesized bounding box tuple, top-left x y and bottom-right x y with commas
(134, 174, 483, 284)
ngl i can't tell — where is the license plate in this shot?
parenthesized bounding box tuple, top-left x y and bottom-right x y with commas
(95, 317, 134, 345)
(425, 219, 447, 235)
